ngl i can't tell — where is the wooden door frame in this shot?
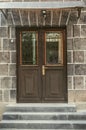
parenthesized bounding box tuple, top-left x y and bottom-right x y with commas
(16, 26, 68, 103)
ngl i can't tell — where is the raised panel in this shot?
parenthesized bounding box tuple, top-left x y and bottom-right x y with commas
(18, 68, 41, 102)
(43, 68, 66, 102)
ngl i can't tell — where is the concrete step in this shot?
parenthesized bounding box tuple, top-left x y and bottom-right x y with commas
(0, 120, 86, 129)
(6, 103, 76, 112)
(3, 112, 86, 120)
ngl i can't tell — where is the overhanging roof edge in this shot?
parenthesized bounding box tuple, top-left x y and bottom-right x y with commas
(0, 1, 85, 9)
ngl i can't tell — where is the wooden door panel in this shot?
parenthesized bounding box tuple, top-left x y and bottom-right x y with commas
(16, 27, 67, 103)
(18, 67, 41, 102)
(43, 68, 66, 102)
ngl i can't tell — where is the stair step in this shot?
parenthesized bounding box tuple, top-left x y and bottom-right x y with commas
(3, 112, 86, 120)
(0, 120, 86, 129)
(6, 104, 76, 112)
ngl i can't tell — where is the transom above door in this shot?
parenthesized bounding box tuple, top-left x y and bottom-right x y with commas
(16, 27, 67, 103)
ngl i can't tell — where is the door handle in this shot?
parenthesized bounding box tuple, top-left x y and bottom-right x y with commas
(42, 65, 48, 76)
(42, 65, 45, 76)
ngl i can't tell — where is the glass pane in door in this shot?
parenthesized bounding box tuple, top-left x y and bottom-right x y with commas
(45, 32, 63, 65)
(21, 31, 38, 65)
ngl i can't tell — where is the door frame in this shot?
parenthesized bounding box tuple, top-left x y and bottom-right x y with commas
(16, 26, 68, 103)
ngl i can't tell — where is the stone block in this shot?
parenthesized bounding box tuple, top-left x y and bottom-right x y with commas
(0, 27, 8, 38)
(3, 39, 16, 51)
(0, 52, 10, 63)
(73, 51, 84, 63)
(68, 90, 75, 102)
(9, 64, 16, 76)
(68, 90, 86, 103)
(73, 38, 86, 50)
(10, 90, 16, 101)
(7, 12, 13, 26)
(10, 27, 15, 39)
(0, 94, 2, 102)
(78, 12, 86, 24)
(75, 64, 86, 75)
(73, 76, 84, 89)
(67, 76, 72, 90)
(1, 77, 11, 89)
(68, 11, 77, 25)
(3, 90, 9, 102)
(1, 13, 7, 26)
(12, 77, 16, 89)
(10, 52, 16, 63)
(81, 25, 86, 37)
(67, 64, 74, 76)
(73, 25, 80, 37)
(67, 39, 73, 50)
(0, 64, 8, 76)
(84, 51, 86, 63)
(67, 51, 72, 63)
(67, 25, 73, 37)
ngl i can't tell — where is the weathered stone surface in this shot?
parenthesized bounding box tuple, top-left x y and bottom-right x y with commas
(67, 25, 73, 37)
(9, 64, 16, 76)
(0, 91, 2, 102)
(0, 27, 8, 38)
(10, 90, 16, 101)
(67, 51, 72, 63)
(61, 10, 69, 25)
(67, 39, 73, 50)
(73, 77, 84, 89)
(3, 90, 9, 102)
(1, 13, 7, 26)
(7, 12, 13, 26)
(1, 77, 11, 89)
(12, 77, 16, 89)
(68, 11, 78, 25)
(67, 64, 74, 76)
(0, 52, 10, 63)
(0, 65, 8, 76)
(81, 25, 86, 37)
(75, 64, 86, 75)
(10, 52, 16, 63)
(3, 39, 16, 50)
(68, 90, 86, 102)
(67, 76, 72, 90)
(84, 51, 86, 63)
(73, 51, 84, 63)
(73, 38, 86, 50)
(73, 25, 80, 37)
(78, 12, 86, 24)
(10, 27, 15, 39)
(0, 38, 2, 50)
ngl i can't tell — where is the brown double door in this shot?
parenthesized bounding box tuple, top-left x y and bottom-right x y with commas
(16, 27, 67, 103)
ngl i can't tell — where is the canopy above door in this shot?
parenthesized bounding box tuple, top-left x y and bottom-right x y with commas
(0, 1, 85, 9)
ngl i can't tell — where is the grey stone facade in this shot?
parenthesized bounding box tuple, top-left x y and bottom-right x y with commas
(0, 0, 86, 103)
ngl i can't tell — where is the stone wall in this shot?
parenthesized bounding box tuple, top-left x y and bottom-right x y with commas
(0, 0, 86, 103)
